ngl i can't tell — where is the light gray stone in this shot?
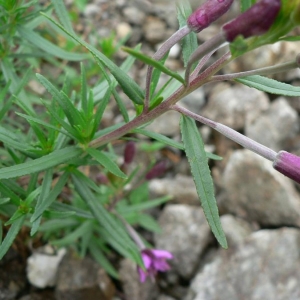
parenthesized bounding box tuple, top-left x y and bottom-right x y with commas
(221, 215, 255, 248)
(143, 16, 167, 44)
(245, 97, 299, 151)
(149, 174, 199, 205)
(123, 7, 145, 25)
(145, 110, 180, 137)
(119, 258, 159, 300)
(203, 83, 269, 130)
(186, 228, 300, 300)
(179, 87, 206, 112)
(55, 253, 115, 300)
(222, 149, 300, 227)
(154, 204, 212, 279)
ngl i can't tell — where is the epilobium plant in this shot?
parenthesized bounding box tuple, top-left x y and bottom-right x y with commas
(1, 0, 300, 282)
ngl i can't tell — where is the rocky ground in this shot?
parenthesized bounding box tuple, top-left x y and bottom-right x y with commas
(2, 0, 300, 299)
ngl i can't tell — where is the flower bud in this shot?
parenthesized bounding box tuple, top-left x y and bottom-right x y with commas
(145, 161, 167, 180)
(222, 0, 281, 42)
(273, 151, 300, 184)
(124, 141, 136, 164)
(187, 0, 234, 33)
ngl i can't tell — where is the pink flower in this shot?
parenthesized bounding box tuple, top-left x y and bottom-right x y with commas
(273, 151, 300, 184)
(137, 249, 174, 282)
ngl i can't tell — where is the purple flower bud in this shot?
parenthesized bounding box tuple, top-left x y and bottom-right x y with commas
(96, 173, 109, 185)
(273, 151, 300, 184)
(124, 141, 136, 164)
(137, 249, 174, 282)
(222, 0, 281, 42)
(187, 0, 234, 33)
(145, 161, 167, 180)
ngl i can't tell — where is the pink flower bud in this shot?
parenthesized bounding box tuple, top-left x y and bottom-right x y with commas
(124, 141, 136, 164)
(273, 151, 300, 184)
(145, 161, 167, 180)
(222, 0, 281, 42)
(187, 0, 234, 33)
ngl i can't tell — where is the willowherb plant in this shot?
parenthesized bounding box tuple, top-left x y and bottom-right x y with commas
(0, 0, 300, 282)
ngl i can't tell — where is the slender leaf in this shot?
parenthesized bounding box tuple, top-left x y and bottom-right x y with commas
(30, 171, 69, 223)
(0, 215, 26, 260)
(89, 241, 119, 278)
(236, 75, 300, 96)
(72, 174, 141, 262)
(51, 221, 93, 246)
(41, 13, 145, 105)
(134, 128, 222, 160)
(180, 115, 227, 248)
(51, 0, 76, 35)
(240, 0, 256, 12)
(177, 0, 198, 67)
(122, 47, 185, 85)
(17, 26, 88, 61)
(87, 148, 127, 179)
(0, 147, 82, 180)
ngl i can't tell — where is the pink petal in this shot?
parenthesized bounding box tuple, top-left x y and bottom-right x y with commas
(153, 259, 171, 271)
(151, 249, 174, 259)
(141, 252, 152, 269)
(137, 267, 148, 283)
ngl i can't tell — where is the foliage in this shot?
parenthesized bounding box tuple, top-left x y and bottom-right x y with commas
(0, 0, 299, 280)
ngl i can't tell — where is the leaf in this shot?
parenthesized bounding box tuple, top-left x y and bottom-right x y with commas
(17, 26, 88, 61)
(89, 241, 119, 278)
(0, 215, 26, 260)
(240, 0, 256, 12)
(279, 35, 300, 42)
(51, 221, 94, 246)
(177, 0, 198, 67)
(0, 146, 82, 180)
(180, 115, 227, 249)
(72, 173, 141, 262)
(51, 0, 76, 36)
(122, 47, 185, 85)
(30, 171, 69, 223)
(41, 13, 145, 105)
(236, 75, 300, 96)
(87, 148, 127, 179)
(134, 128, 222, 160)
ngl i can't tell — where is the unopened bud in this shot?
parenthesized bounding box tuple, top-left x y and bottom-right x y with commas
(187, 0, 234, 33)
(145, 161, 167, 180)
(124, 141, 136, 164)
(222, 0, 281, 42)
(96, 173, 109, 185)
(273, 151, 300, 184)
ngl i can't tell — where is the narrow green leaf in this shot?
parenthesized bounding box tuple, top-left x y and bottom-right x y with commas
(41, 13, 145, 105)
(50, 202, 93, 219)
(0, 147, 82, 180)
(80, 63, 88, 114)
(137, 214, 161, 233)
(122, 47, 185, 85)
(0, 215, 26, 260)
(16, 113, 74, 139)
(51, 0, 76, 36)
(236, 75, 300, 96)
(180, 115, 227, 248)
(150, 54, 168, 99)
(72, 174, 140, 260)
(112, 89, 129, 123)
(118, 196, 172, 214)
(87, 148, 127, 179)
(0, 198, 10, 206)
(134, 128, 222, 160)
(36, 74, 85, 127)
(17, 26, 88, 61)
(51, 221, 93, 246)
(279, 35, 300, 42)
(89, 241, 119, 278)
(177, 0, 198, 67)
(30, 171, 69, 223)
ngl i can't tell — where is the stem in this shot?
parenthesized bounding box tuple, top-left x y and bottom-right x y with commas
(144, 26, 191, 112)
(212, 59, 299, 82)
(190, 50, 215, 81)
(89, 52, 231, 149)
(185, 32, 226, 85)
(172, 105, 277, 161)
(115, 212, 146, 250)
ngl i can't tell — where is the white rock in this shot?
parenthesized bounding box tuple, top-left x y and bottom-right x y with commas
(27, 247, 66, 288)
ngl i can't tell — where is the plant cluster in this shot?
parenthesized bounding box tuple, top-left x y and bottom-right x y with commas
(0, 0, 300, 282)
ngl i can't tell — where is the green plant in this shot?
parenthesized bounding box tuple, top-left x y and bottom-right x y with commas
(0, 0, 300, 282)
